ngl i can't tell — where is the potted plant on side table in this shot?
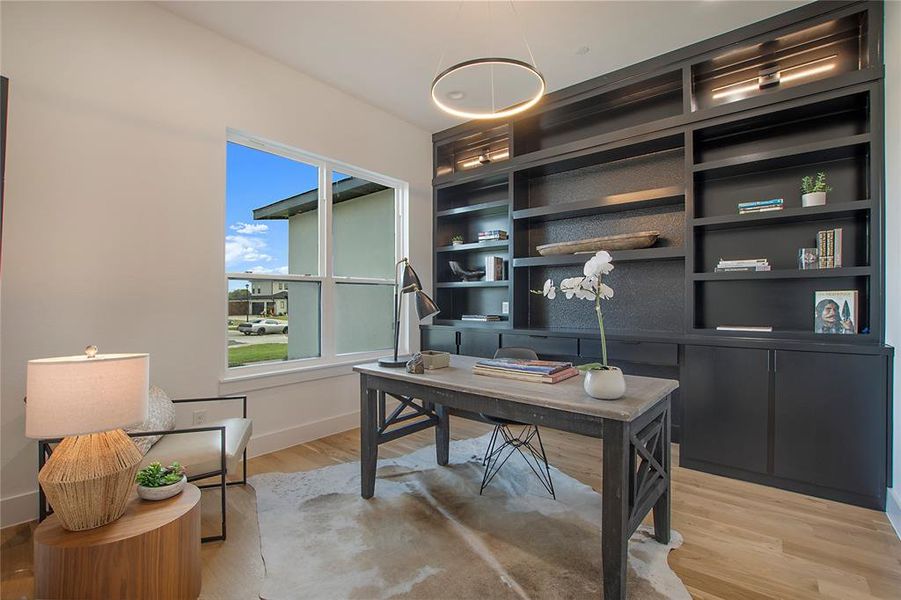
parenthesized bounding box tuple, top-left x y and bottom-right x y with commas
(136, 461, 187, 501)
(533, 250, 626, 400)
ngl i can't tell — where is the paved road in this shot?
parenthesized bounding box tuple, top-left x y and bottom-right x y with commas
(228, 330, 288, 346)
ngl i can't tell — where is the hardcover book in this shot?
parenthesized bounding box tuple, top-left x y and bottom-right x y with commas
(814, 290, 858, 334)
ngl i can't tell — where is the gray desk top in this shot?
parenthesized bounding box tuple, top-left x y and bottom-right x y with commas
(354, 355, 678, 422)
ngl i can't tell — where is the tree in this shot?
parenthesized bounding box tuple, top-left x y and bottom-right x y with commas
(228, 288, 250, 300)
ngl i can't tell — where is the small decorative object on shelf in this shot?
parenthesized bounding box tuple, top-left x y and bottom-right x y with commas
(715, 258, 770, 272)
(814, 290, 858, 334)
(738, 198, 783, 214)
(798, 248, 819, 270)
(448, 260, 485, 281)
(420, 350, 450, 370)
(451, 235, 465, 246)
(801, 172, 832, 207)
(816, 227, 843, 268)
(536, 231, 658, 256)
(405, 353, 425, 374)
(136, 461, 187, 501)
(478, 229, 508, 242)
(532, 251, 625, 400)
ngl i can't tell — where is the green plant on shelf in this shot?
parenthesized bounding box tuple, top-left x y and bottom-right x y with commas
(451, 235, 465, 245)
(136, 461, 184, 487)
(800, 172, 832, 194)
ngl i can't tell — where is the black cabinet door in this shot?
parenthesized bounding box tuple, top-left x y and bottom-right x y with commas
(774, 350, 886, 498)
(459, 330, 501, 358)
(421, 328, 457, 354)
(681, 345, 770, 475)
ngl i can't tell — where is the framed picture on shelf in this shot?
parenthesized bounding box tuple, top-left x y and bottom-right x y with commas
(814, 290, 858, 335)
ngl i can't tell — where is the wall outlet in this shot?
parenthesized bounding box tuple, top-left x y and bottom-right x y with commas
(501, 301, 509, 315)
(192, 410, 207, 425)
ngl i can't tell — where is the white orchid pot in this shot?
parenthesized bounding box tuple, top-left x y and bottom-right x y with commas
(583, 367, 626, 400)
(801, 191, 827, 207)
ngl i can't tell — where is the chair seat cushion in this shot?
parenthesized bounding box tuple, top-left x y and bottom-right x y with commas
(141, 418, 252, 478)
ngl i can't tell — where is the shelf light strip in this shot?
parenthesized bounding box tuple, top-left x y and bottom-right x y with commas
(711, 55, 837, 100)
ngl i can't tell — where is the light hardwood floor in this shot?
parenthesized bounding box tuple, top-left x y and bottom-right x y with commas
(3, 418, 900, 599)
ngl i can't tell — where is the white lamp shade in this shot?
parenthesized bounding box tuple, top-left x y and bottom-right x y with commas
(26, 353, 149, 439)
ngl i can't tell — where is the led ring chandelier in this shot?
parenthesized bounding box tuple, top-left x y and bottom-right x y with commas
(430, 57, 546, 120)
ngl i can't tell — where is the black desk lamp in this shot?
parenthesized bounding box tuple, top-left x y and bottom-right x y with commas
(379, 258, 440, 367)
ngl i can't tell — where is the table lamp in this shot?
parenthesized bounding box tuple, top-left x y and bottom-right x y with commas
(379, 258, 440, 367)
(26, 346, 149, 531)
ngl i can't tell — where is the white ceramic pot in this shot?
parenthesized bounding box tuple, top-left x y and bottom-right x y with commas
(583, 367, 626, 400)
(137, 475, 187, 501)
(802, 192, 827, 207)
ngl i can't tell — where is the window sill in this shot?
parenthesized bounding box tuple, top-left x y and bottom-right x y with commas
(219, 354, 389, 394)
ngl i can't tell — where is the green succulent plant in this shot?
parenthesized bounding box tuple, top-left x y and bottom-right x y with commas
(801, 172, 832, 194)
(136, 461, 185, 487)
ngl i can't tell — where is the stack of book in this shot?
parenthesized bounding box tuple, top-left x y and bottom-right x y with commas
(478, 229, 508, 242)
(738, 198, 783, 214)
(816, 227, 843, 268)
(461, 314, 503, 322)
(472, 358, 580, 384)
(484, 256, 504, 281)
(714, 258, 771, 272)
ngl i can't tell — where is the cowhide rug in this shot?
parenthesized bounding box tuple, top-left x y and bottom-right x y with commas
(249, 434, 688, 599)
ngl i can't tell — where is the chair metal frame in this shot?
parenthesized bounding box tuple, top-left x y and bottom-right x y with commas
(37, 395, 248, 543)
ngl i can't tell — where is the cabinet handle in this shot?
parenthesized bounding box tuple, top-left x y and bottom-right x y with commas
(528, 335, 548, 339)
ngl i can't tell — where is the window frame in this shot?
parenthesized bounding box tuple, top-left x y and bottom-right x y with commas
(223, 129, 409, 381)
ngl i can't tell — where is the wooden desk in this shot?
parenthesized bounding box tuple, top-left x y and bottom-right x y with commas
(34, 484, 202, 599)
(354, 356, 677, 600)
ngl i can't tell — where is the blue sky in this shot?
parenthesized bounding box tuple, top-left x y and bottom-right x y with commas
(226, 142, 352, 287)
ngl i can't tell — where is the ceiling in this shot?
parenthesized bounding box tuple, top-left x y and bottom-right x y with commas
(159, 1, 809, 133)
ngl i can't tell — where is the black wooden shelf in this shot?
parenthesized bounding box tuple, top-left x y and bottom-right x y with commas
(436, 199, 509, 218)
(512, 186, 685, 223)
(691, 328, 877, 343)
(692, 266, 871, 281)
(691, 201, 872, 230)
(432, 319, 510, 329)
(691, 133, 871, 176)
(436, 281, 509, 288)
(512, 246, 685, 268)
(435, 240, 509, 253)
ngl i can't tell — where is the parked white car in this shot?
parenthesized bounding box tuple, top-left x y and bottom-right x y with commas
(237, 318, 288, 335)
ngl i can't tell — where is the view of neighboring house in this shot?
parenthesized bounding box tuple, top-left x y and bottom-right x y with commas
(251, 176, 395, 359)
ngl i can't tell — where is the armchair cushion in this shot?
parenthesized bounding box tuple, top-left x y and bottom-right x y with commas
(141, 418, 252, 478)
(126, 385, 176, 454)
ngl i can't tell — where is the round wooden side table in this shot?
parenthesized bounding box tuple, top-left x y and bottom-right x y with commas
(34, 483, 202, 599)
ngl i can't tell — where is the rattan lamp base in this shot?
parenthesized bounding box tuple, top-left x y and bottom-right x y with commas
(38, 429, 143, 531)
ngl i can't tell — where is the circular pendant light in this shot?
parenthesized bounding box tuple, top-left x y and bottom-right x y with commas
(430, 1, 544, 121)
(431, 57, 546, 120)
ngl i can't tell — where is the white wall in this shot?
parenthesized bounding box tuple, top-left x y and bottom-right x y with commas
(0, 1, 432, 526)
(884, 0, 901, 535)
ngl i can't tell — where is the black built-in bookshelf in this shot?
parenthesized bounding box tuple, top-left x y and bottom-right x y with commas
(424, 1, 893, 510)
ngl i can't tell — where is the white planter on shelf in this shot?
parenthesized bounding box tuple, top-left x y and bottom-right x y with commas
(801, 191, 827, 207)
(583, 367, 626, 400)
(137, 475, 187, 501)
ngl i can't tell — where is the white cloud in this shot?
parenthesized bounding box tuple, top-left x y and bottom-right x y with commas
(230, 222, 269, 234)
(225, 235, 273, 265)
(247, 265, 289, 275)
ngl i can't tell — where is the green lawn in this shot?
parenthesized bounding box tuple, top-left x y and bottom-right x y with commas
(228, 343, 287, 367)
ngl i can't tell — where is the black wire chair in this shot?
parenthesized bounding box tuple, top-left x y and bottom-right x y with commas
(37, 395, 248, 543)
(479, 348, 555, 499)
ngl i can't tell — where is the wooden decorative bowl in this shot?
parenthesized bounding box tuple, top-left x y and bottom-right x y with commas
(536, 231, 659, 256)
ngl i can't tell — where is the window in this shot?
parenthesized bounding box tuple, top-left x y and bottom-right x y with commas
(225, 131, 406, 374)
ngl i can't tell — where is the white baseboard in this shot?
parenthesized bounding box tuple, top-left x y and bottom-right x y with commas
(246, 410, 359, 459)
(887, 487, 901, 540)
(1, 489, 39, 529)
(0, 411, 360, 529)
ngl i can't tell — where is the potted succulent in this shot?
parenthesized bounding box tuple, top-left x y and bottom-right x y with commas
(136, 461, 187, 501)
(451, 234, 465, 246)
(801, 172, 832, 207)
(533, 251, 625, 400)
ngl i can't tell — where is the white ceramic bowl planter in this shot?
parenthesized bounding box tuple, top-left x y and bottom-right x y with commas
(802, 191, 827, 207)
(137, 474, 187, 501)
(584, 367, 627, 400)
